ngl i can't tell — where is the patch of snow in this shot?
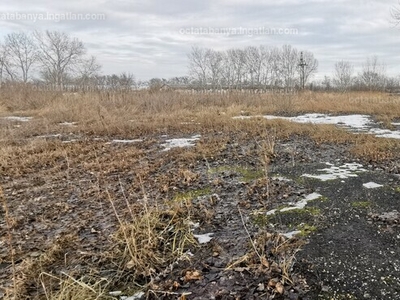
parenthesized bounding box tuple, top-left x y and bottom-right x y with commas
(272, 176, 292, 182)
(36, 134, 62, 138)
(59, 121, 77, 126)
(62, 139, 78, 143)
(263, 114, 372, 130)
(110, 139, 143, 144)
(2, 116, 32, 122)
(121, 292, 145, 300)
(280, 192, 322, 212)
(305, 192, 323, 201)
(161, 134, 201, 151)
(235, 113, 400, 140)
(266, 193, 322, 215)
(109, 291, 122, 296)
(194, 233, 214, 244)
(363, 182, 383, 189)
(282, 231, 301, 239)
(302, 163, 366, 181)
(369, 128, 400, 140)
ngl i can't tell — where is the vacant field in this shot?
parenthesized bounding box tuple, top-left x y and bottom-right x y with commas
(1, 88, 400, 299)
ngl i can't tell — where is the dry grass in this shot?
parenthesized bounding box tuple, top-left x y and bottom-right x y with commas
(2, 87, 400, 139)
(3, 233, 79, 299)
(40, 273, 113, 300)
(2, 86, 400, 298)
(109, 193, 197, 280)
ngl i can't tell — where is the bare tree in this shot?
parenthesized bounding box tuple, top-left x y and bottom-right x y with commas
(34, 30, 86, 90)
(259, 46, 274, 89)
(322, 75, 332, 91)
(76, 55, 102, 86)
(205, 49, 224, 89)
(0, 43, 16, 84)
(359, 56, 386, 91)
(226, 48, 246, 89)
(187, 44, 318, 92)
(269, 47, 283, 89)
(118, 72, 136, 90)
(299, 51, 318, 87)
(333, 60, 354, 92)
(391, 1, 400, 25)
(4, 32, 38, 83)
(244, 46, 272, 89)
(280, 45, 298, 91)
(187, 46, 208, 88)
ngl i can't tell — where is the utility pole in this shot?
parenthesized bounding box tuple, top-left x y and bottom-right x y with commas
(298, 52, 307, 89)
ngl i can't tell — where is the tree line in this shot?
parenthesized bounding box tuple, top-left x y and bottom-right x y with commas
(324, 56, 390, 92)
(0, 30, 136, 90)
(187, 45, 318, 91)
(0, 29, 398, 92)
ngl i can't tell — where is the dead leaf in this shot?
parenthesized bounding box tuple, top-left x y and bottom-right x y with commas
(261, 256, 270, 268)
(184, 270, 203, 282)
(172, 281, 180, 290)
(268, 278, 278, 288)
(126, 260, 135, 269)
(275, 282, 284, 294)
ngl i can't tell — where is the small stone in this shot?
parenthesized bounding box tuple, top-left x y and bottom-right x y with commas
(321, 285, 330, 292)
(109, 291, 122, 296)
(257, 283, 265, 291)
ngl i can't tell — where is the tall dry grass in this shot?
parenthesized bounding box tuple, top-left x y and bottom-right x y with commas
(2, 87, 400, 135)
(1, 86, 400, 163)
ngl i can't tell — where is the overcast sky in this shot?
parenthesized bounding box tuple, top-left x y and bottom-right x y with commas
(0, 0, 399, 81)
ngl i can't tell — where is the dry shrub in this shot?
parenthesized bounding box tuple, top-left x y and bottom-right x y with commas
(226, 230, 305, 294)
(351, 137, 400, 161)
(40, 273, 113, 300)
(0, 84, 61, 111)
(110, 198, 197, 280)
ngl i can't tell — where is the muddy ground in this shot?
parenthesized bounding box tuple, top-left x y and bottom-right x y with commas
(1, 127, 400, 299)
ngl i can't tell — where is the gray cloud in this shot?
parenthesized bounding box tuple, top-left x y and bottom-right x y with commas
(0, 0, 399, 80)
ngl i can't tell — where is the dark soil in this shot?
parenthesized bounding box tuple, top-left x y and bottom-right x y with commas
(1, 131, 400, 299)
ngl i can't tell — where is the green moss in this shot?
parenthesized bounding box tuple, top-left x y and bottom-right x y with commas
(298, 223, 317, 236)
(238, 167, 264, 182)
(318, 196, 329, 202)
(207, 165, 230, 174)
(251, 213, 269, 227)
(173, 187, 211, 202)
(381, 275, 397, 285)
(351, 201, 372, 209)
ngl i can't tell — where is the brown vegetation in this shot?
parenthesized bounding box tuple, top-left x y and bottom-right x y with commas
(1, 87, 400, 299)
